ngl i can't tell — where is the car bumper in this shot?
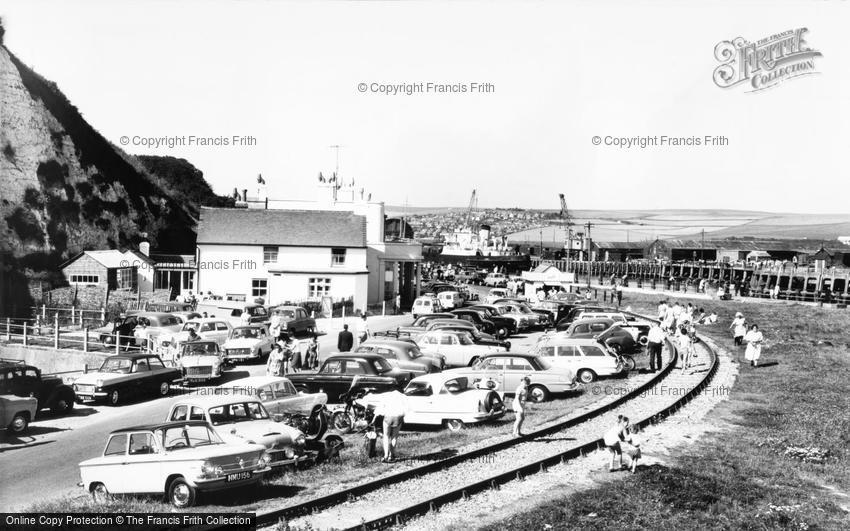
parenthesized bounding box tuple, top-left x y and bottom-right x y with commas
(223, 353, 260, 361)
(547, 382, 578, 393)
(268, 452, 315, 468)
(193, 467, 270, 491)
(75, 392, 108, 402)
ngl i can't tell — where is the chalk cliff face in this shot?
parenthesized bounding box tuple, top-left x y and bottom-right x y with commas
(0, 44, 197, 272)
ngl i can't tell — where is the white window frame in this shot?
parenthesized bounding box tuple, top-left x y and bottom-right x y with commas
(308, 277, 331, 298)
(331, 248, 346, 267)
(263, 246, 278, 264)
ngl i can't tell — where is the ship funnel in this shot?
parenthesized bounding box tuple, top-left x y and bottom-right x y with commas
(479, 224, 491, 243)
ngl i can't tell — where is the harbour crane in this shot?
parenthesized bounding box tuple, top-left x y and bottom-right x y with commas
(464, 189, 478, 229)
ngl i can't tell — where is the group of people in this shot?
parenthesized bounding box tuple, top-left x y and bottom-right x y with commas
(655, 300, 717, 373)
(729, 311, 764, 366)
(266, 334, 320, 376)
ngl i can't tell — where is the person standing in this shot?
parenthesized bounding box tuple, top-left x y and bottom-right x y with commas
(744, 324, 764, 367)
(372, 390, 407, 463)
(337, 324, 354, 352)
(646, 323, 665, 372)
(266, 343, 285, 377)
(730, 312, 747, 348)
(657, 300, 668, 321)
(358, 314, 371, 345)
(603, 415, 630, 472)
(678, 325, 694, 373)
(615, 282, 623, 307)
(512, 376, 531, 437)
(306, 336, 319, 369)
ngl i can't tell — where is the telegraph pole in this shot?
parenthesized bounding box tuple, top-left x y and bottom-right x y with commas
(585, 221, 594, 288)
(329, 145, 344, 175)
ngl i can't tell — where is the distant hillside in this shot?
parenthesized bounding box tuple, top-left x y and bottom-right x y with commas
(0, 30, 225, 314)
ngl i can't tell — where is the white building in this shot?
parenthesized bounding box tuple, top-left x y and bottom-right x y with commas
(238, 177, 423, 311)
(195, 207, 370, 308)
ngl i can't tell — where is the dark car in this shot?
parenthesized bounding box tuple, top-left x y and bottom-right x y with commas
(466, 305, 517, 338)
(228, 304, 271, 324)
(555, 306, 619, 329)
(394, 313, 458, 335)
(355, 339, 444, 372)
(287, 354, 414, 402)
(564, 319, 639, 354)
(0, 359, 77, 414)
(72, 353, 183, 406)
(269, 305, 317, 337)
(450, 308, 497, 335)
(532, 300, 578, 325)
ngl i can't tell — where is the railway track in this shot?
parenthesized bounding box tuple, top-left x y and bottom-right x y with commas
(197, 312, 719, 531)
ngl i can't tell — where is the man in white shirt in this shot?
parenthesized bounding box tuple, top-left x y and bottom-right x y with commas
(646, 323, 665, 372)
(373, 390, 407, 463)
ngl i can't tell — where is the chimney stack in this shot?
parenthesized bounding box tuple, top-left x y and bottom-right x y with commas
(139, 241, 150, 256)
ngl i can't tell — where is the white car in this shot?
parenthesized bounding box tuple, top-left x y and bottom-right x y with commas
(437, 291, 462, 310)
(166, 396, 310, 468)
(495, 302, 541, 328)
(157, 318, 233, 363)
(415, 330, 506, 367)
(483, 273, 507, 287)
(445, 353, 576, 402)
(78, 421, 270, 508)
(177, 341, 225, 384)
(412, 296, 441, 319)
(222, 325, 274, 364)
(485, 288, 510, 304)
(218, 376, 328, 417)
(360, 373, 505, 431)
(530, 335, 623, 383)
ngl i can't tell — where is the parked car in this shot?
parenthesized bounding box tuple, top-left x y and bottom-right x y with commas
(78, 421, 270, 508)
(457, 307, 516, 338)
(450, 308, 497, 335)
(98, 312, 183, 350)
(221, 325, 275, 364)
(453, 270, 478, 284)
(177, 341, 225, 384)
(156, 318, 233, 363)
(394, 313, 457, 336)
(355, 339, 444, 373)
(269, 305, 317, 337)
(415, 330, 506, 367)
(129, 302, 198, 321)
(473, 303, 530, 332)
(446, 353, 577, 402)
(424, 320, 510, 350)
(530, 336, 624, 383)
(411, 296, 442, 319)
(564, 319, 640, 355)
(555, 306, 618, 328)
(485, 287, 510, 303)
(227, 304, 270, 325)
(483, 273, 508, 288)
(531, 300, 577, 325)
(360, 373, 505, 431)
(494, 301, 543, 329)
(437, 291, 463, 310)
(73, 353, 182, 405)
(287, 354, 415, 402)
(0, 359, 76, 414)
(166, 396, 310, 468)
(0, 394, 38, 434)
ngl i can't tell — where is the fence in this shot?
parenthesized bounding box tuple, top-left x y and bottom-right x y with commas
(2, 316, 160, 356)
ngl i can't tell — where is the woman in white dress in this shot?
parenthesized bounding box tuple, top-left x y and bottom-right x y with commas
(744, 324, 764, 367)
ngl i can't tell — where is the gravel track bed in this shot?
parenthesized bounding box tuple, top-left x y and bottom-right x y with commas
(285, 343, 712, 530)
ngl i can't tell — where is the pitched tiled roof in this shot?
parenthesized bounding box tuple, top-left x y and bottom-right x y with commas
(197, 207, 367, 247)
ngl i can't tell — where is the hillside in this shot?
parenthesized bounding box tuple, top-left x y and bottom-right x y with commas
(0, 31, 227, 314)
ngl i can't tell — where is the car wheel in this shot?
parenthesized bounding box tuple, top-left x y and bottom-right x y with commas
(168, 478, 197, 508)
(445, 419, 464, 432)
(90, 483, 110, 503)
(108, 389, 120, 406)
(578, 369, 596, 384)
(621, 356, 636, 372)
(528, 384, 549, 403)
(8, 413, 29, 433)
(331, 411, 353, 433)
(51, 394, 75, 414)
(158, 381, 170, 397)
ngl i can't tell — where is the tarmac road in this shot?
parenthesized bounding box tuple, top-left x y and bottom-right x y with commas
(0, 314, 409, 511)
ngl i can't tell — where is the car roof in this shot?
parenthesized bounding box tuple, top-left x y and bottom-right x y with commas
(187, 317, 229, 323)
(109, 420, 209, 434)
(271, 305, 300, 310)
(325, 353, 385, 362)
(172, 394, 264, 408)
(183, 340, 219, 346)
(481, 352, 536, 360)
(220, 376, 292, 388)
(409, 372, 471, 386)
(0, 360, 33, 370)
(572, 317, 616, 325)
(232, 323, 267, 329)
(358, 339, 411, 349)
(104, 352, 160, 360)
(134, 312, 179, 318)
(539, 336, 600, 345)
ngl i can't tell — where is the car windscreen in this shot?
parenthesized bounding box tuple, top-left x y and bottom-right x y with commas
(182, 343, 218, 356)
(371, 358, 393, 373)
(100, 358, 132, 373)
(456, 333, 473, 345)
(207, 402, 269, 424)
(232, 328, 260, 339)
(160, 424, 222, 450)
(407, 347, 423, 359)
(182, 322, 201, 332)
(274, 309, 296, 318)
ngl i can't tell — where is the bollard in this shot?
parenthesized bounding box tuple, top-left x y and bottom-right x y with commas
(5, 317, 10, 340)
(115, 331, 121, 355)
(42, 304, 46, 319)
(23, 321, 28, 346)
(83, 328, 88, 353)
(71, 306, 75, 325)
(54, 321, 59, 349)
(382, 301, 386, 316)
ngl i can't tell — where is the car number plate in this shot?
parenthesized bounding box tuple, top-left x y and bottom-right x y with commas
(226, 471, 252, 482)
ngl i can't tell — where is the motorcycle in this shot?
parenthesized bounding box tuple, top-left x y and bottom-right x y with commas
(275, 403, 329, 441)
(330, 376, 375, 434)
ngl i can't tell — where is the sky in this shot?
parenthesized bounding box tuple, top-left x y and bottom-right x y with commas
(3, 0, 849, 212)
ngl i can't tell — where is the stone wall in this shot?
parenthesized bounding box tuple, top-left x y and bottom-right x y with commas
(0, 342, 109, 376)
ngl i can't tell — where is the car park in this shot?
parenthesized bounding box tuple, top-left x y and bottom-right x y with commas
(0, 395, 38, 434)
(167, 396, 310, 468)
(530, 336, 624, 383)
(360, 373, 505, 431)
(0, 359, 76, 414)
(221, 324, 275, 364)
(177, 341, 225, 384)
(415, 330, 506, 367)
(445, 353, 576, 403)
(269, 305, 317, 337)
(287, 354, 415, 402)
(78, 421, 270, 508)
(73, 353, 182, 405)
(355, 339, 444, 373)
